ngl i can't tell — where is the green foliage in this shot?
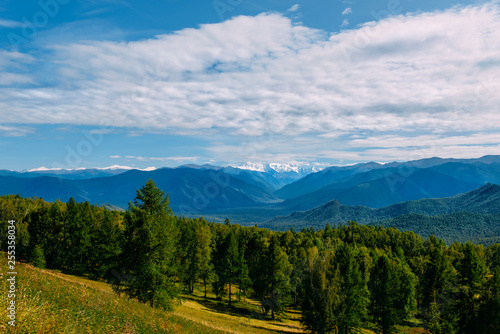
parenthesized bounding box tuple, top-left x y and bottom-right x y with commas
(257, 233, 292, 320)
(455, 242, 488, 334)
(301, 243, 370, 334)
(178, 217, 213, 294)
(0, 253, 225, 334)
(31, 244, 46, 269)
(301, 248, 339, 334)
(475, 266, 500, 333)
(421, 236, 457, 334)
(117, 179, 179, 310)
(369, 254, 417, 334)
(2, 191, 500, 333)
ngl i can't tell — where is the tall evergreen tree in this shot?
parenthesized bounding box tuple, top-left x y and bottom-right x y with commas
(476, 266, 500, 333)
(301, 244, 370, 334)
(422, 236, 456, 334)
(196, 219, 214, 298)
(369, 254, 417, 334)
(301, 248, 339, 334)
(255, 234, 292, 320)
(455, 242, 487, 334)
(179, 218, 213, 294)
(211, 227, 240, 305)
(334, 243, 370, 334)
(116, 179, 179, 310)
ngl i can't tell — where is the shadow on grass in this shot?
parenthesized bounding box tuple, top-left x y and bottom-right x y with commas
(249, 323, 305, 334)
(181, 294, 306, 334)
(271, 321, 304, 331)
(182, 295, 266, 320)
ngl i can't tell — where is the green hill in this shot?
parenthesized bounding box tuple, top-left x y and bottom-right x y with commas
(264, 184, 500, 244)
(0, 254, 226, 333)
(0, 254, 305, 334)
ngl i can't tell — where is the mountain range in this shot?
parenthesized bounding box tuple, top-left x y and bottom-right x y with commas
(1, 155, 500, 243)
(263, 183, 500, 244)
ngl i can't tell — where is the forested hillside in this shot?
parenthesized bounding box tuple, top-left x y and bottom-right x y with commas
(1, 181, 500, 333)
(0, 167, 280, 212)
(1, 157, 500, 224)
(265, 184, 500, 244)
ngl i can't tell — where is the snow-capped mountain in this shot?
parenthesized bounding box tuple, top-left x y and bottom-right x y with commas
(2, 165, 158, 180)
(22, 165, 157, 173)
(232, 162, 325, 175)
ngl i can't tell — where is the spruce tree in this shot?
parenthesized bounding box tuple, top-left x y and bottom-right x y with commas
(369, 254, 416, 334)
(116, 179, 179, 310)
(455, 242, 487, 334)
(257, 234, 292, 320)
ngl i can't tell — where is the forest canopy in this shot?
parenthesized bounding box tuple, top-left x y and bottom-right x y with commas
(1, 180, 500, 334)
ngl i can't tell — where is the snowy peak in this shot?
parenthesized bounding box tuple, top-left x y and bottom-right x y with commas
(234, 162, 267, 173)
(21, 165, 157, 173)
(233, 162, 324, 175)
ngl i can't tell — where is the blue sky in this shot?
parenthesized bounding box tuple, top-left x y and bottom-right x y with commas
(1, 0, 499, 170)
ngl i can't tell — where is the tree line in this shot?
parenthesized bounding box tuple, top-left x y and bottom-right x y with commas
(1, 180, 500, 333)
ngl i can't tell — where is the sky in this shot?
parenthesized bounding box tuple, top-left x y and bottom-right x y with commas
(1, 0, 499, 171)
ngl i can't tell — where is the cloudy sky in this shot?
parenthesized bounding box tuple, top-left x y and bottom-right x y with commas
(1, 0, 499, 170)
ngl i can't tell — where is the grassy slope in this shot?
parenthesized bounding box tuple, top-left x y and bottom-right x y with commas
(0, 255, 305, 333)
(0, 255, 426, 333)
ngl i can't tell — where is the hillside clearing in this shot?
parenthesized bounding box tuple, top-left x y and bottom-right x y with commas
(0, 255, 306, 333)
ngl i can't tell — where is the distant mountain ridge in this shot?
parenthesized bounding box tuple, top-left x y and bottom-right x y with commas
(0, 165, 155, 180)
(263, 183, 500, 244)
(1, 155, 500, 229)
(232, 162, 324, 173)
(0, 168, 280, 211)
(273, 157, 500, 210)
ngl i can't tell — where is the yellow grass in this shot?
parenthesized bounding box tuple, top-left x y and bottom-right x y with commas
(0, 255, 306, 333)
(38, 267, 308, 333)
(174, 288, 306, 334)
(0, 256, 422, 333)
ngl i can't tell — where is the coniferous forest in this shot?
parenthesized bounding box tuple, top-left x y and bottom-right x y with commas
(2, 180, 500, 334)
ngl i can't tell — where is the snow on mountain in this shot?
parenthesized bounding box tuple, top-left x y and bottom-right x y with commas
(22, 165, 157, 173)
(232, 162, 325, 175)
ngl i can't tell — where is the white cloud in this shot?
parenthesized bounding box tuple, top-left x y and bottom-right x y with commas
(0, 125, 33, 137)
(1, 3, 500, 160)
(342, 7, 352, 15)
(341, 19, 349, 27)
(287, 4, 300, 12)
(0, 51, 35, 86)
(0, 51, 35, 69)
(0, 19, 22, 28)
(347, 133, 500, 148)
(123, 155, 200, 163)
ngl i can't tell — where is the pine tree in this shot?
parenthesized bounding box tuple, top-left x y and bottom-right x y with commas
(236, 244, 252, 301)
(476, 266, 500, 333)
(301, 244, 370, 334)
(257, 234, 292, 320)
(116, 180, 179, 310)
(301, 248, 338, 334)
(455, 242, 487, 334)
(179, 218, 213, 294)
(422, 236, 456, 334)
(196, 220, 213, 298)
(211, 227, 240, 305)
(31, 244, 46, 269)
(334, 243, 370, 334)
(369, 254, 417, 334)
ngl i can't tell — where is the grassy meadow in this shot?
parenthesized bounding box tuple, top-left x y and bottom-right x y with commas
(0, 254, 307, 333)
